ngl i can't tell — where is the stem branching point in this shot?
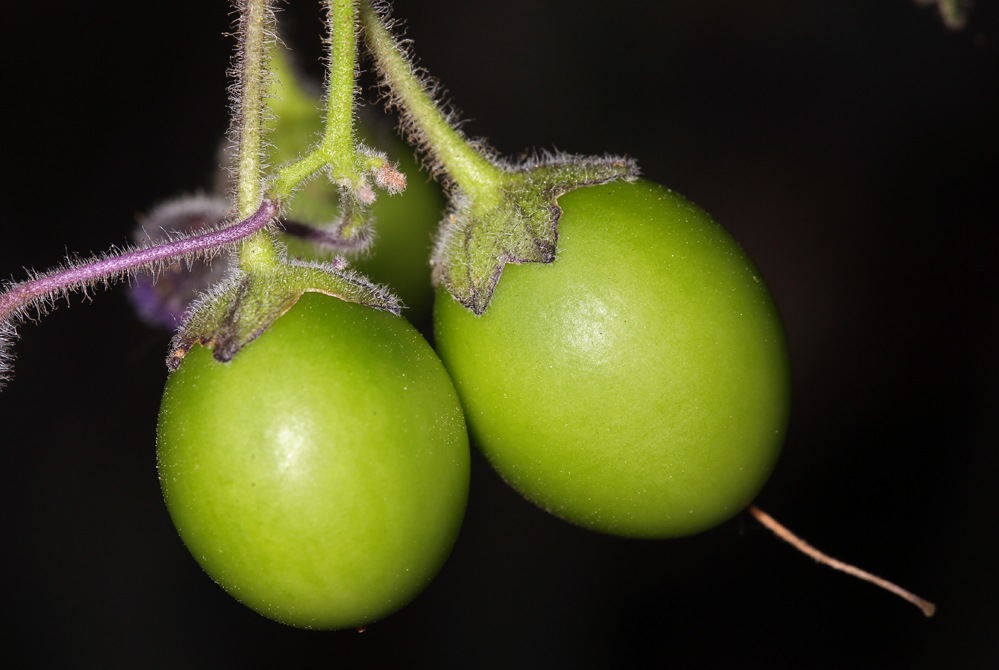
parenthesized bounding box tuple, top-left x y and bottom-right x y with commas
(266, 2, 406, 253)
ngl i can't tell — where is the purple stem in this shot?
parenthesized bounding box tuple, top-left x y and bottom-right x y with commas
(1, 200, 277, 320)
(279, 219, 372, 251)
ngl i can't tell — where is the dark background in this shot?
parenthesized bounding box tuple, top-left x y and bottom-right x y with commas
(3, 0, 997, 667)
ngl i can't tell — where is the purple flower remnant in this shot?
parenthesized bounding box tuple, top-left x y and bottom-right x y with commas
(129, 195, 232, 330)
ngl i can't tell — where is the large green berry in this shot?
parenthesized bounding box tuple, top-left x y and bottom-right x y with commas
(158, 293, 469, 628)
(434, 179, 790, 538)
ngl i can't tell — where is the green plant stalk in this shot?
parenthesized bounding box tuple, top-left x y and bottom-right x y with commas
(235, 0, 281, 274)
(270, 0, 373, 203)
(235, 0, 270, 217)
(359, 1, 502, 208)
(323, 0, 358, 177)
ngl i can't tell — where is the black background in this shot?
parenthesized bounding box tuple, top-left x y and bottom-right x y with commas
(3, 1, 997, 667)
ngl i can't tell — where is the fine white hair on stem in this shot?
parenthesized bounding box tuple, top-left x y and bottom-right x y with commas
(0, 200, 278, 390)
(361, 0, 498, 189)
(225, 0, 280, 206)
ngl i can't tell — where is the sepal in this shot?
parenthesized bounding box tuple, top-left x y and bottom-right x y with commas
(431, 154, 638, 315)
(168, 255, 401, 369)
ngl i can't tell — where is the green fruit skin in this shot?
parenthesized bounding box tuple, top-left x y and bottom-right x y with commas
(157, 293, 470, 629)
(434, 179, 791, 539)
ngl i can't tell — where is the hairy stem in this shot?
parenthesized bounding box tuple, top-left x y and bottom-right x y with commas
(324, 0, 358, 175)
(359, 1, 502, 206)
(749, 505, 936, 617)
(235, 0, 271, 217)
(270, 0, 373, 202)
(279, 219, 371, 251)
(234, 0, 281, 274)
(0, 202, 278, 324)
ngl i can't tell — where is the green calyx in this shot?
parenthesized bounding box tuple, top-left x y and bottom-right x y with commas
(168, 254, 400, 369)
(432, 156, 638, 315)
(360, 1, 639, 315)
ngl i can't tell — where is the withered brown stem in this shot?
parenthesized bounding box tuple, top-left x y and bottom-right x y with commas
(748, 505, 936, 617)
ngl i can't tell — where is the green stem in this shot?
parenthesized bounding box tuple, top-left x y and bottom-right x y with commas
(235, 0, 269, 218)
(235, 0, 281, 272)
(359, 1, 503, 207)
(270, 0, 365, 202)
(323, 0, 357, 172)
(270, 151, 328, 200)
